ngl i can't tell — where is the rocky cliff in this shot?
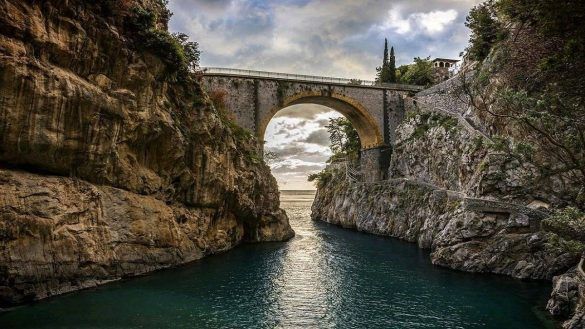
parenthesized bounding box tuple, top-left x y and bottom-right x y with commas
(312, 75, 585, 327)
(547, 264, 585, 329)
(0, 0, 293, 306)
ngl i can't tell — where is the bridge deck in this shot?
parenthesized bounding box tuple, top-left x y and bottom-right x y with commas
(200, 67, 424, 92)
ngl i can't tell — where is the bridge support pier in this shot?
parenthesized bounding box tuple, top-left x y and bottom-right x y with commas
(360, 146, 391, 182)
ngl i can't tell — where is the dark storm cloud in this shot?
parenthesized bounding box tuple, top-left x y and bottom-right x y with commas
(304, 129, 329, 146)
(272, 120, 310, 138)
(267, 146, 329, 163)
(266, 145, 306, 158)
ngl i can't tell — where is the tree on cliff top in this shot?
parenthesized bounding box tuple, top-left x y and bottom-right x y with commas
(389, 46, 397, 83)
(308, 117, 360, 186)
(326, 117, 360, 162)
(465, 0, 503, 61)
(399, 57, 433, 86)
(376, 39, 397, 84)
(127, 5, 200, 81)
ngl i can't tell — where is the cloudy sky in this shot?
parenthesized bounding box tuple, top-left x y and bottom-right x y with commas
(168, 0, 482, 190)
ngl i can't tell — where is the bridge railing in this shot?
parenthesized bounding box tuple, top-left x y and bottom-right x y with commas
(200, 67, 424, 91)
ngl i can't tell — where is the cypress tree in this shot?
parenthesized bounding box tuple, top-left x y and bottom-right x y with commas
(376, 39, 390, 83)
(383, 39, 389, 69)
(389, 46, 397, 83)
(376, 39, 396, 83)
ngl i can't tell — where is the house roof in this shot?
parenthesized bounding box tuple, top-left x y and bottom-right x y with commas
(432, 58, 459, 63)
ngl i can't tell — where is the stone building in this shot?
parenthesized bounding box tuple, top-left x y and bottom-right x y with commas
(432, 58, 459, 83)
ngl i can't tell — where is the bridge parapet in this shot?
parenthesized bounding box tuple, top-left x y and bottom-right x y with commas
(201, 67, 424, 92)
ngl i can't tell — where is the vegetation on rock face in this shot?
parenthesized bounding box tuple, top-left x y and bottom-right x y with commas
(460, 0, 585, 209)
(464, 0, 504, 61)
(544, 233, 585, 256)
(308, 117, 360, 186)
(127, 4, 200, 81)
(308, 169, 334, 189)
(542, 208, 585, 243)
(403, 111, 459, 142)
(326, 117, 361, 161)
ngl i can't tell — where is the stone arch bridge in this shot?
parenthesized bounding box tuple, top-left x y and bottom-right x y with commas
(201, 67, 424, 182)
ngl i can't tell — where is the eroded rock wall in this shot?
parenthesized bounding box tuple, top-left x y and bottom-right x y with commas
(312, 76, 585, 327)
(312, 173, 577, 280)
(0, 0, 293, 306)
(547, 266, 585, 329)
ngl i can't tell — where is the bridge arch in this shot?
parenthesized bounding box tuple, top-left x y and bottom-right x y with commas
(258, 91, 384, 149)
(200, 69, 423, 181)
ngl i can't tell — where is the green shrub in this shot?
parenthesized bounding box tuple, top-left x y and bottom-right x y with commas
(129, 6, 156, 31)
(472, 136, 485, 151)
(545, 233, 585, 255)
(406, 112, 458, 141)
(542, 207, 585, 242)
(127, 6, 199, 81)
(400, 57, 433, 86)
(308, 170, 334, 189)
(487, 135, 510, 152)
(326, 117, 360, 161)
(465, 1, 505, 61)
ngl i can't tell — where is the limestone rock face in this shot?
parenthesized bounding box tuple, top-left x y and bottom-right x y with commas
(312, 174, 578, 280)
(547, 268, 585, 329)
(0, 169, 243, 305)
(0, 0, 293, 306)
(401, 78, 581, 209)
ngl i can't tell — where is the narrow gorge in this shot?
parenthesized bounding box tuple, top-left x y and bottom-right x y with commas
(0, 0, 584, 328)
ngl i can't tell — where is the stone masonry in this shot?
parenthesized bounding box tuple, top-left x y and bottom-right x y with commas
(201, 72, 422, 181)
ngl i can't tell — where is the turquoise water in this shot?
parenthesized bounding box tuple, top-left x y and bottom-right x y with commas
(0, 190, 553, 328)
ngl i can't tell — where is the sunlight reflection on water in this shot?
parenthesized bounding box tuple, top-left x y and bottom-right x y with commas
(0, 190, 554, 329)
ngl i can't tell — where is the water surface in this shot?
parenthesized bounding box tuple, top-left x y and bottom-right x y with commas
(0, 190, 553, 328)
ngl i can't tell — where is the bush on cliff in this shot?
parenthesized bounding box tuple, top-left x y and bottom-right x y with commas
(542, 208, 585, 243)
(308, 170, 334, 189)
(465, 0, 504, 61)
(307, 118, 360, 187)
(127, 5, 200, 81)
(325, 117, 360, 161)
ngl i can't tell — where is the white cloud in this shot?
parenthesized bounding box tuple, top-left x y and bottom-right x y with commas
(382, 8, 412, 35)
(263, 105, 342, 189)
(381, 8, 458, 37)
(417, 10, 458, 34)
